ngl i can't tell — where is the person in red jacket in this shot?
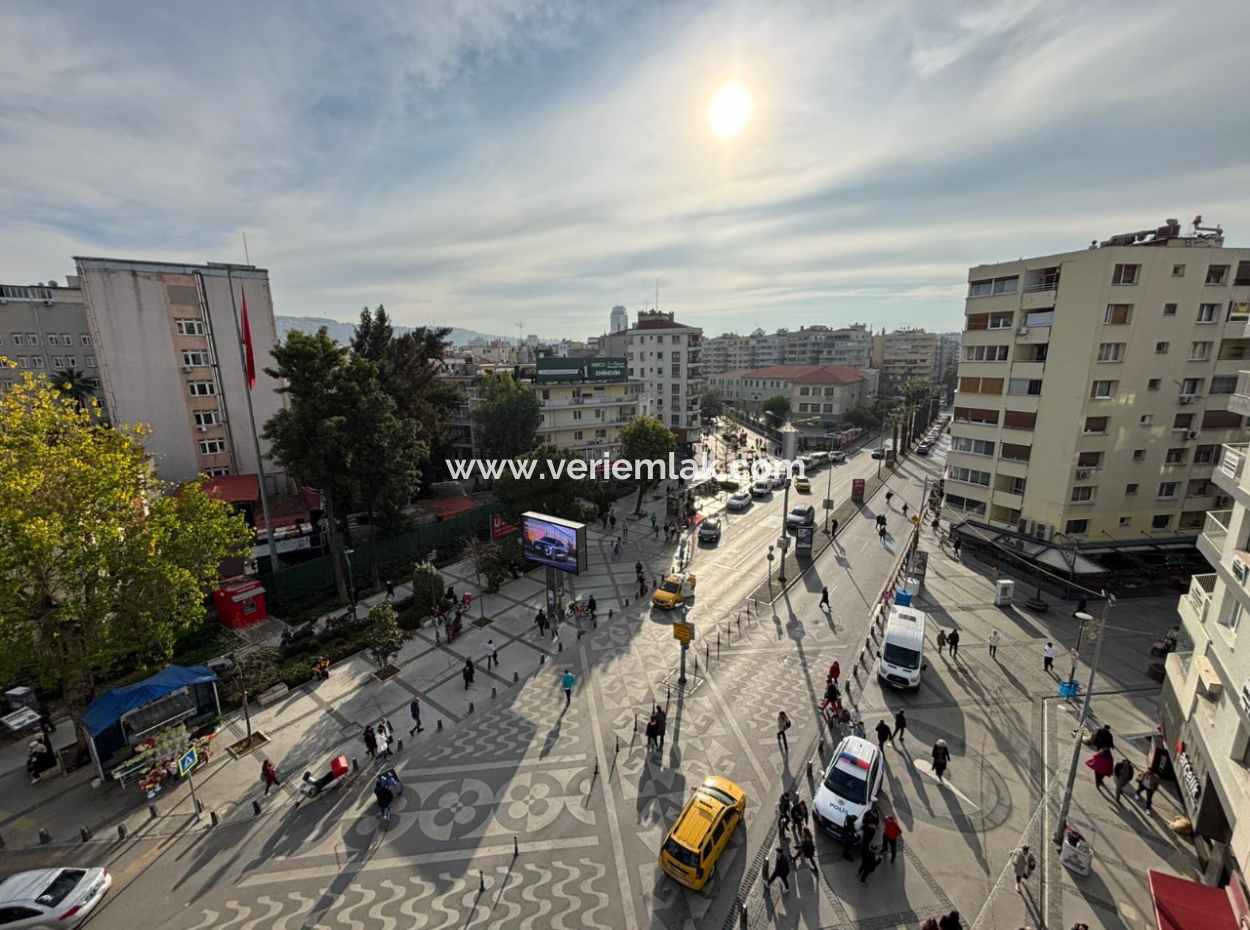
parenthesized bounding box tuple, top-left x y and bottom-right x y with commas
(882, 814, 902, 862)
(829, 660, 841, 683)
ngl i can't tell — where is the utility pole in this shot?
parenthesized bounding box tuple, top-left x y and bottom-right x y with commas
(1052, 592, 1114, 847)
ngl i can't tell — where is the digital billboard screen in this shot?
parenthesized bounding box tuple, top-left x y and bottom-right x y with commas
(521, 512, 588, 575)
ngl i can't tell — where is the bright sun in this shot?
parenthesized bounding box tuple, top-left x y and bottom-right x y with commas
(709, 81, 752, 139)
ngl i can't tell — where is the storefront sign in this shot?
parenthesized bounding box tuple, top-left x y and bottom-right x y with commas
(535, 357, 628, 383)
(1176, 749, 1201, 802)
(491, 514, 521, 540)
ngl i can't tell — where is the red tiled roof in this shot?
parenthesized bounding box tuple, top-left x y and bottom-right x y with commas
(254, 495, 312, 531)
(715, 364, 866, 384)
(202, 473, 260, 503)
(424, 497, 477, 519)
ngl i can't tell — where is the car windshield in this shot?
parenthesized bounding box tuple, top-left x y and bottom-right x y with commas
(661, 580, 681, 593)
(790, 508, 808, 518)
(702, 522, 719, 531)
(823, 765, 868, 804)
(698, 784, 737, 806)
(663, 836, 700, 867)
(36, 870, 87, 907)
(883, 642, 922, 670)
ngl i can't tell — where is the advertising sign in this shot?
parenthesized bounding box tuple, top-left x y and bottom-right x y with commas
(490, 513, 521, 540)
(521, 512, 588, 575)
(794, 526, 815, 552)
(672, 622, 694, 643)
(535, 357, 628, 383)
(851, 478, 866, 501)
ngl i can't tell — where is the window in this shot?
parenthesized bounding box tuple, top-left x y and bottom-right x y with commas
(193, 410, 219, 427)
(1083, 416, 1108, 435)
(1126, 483, 1139, 494)
(1140, 414, 1153, 425)
(1148, 378, 1160, 390)
(1172, 264, 1186, 277)
(204, 466, 231, 477)
(1211, 375, 1238, 395)
(954, 407, 999, 425)
(1157, 482, 1178, 499)
(1112, 264, 1140, 285)
(1237, 262, 1250, 286)
(17, 356, 28, 368)
(968, 276, 1019, 298)
(1077, 451, 1102, 468)
(1152, 514, 1170, 530)
(88, 378, 100, 388)
(26, 333, 39, 345)
(959, 377, 1003, 394)
(987, 312, 1014, 329)
(1000, 442, 1031, 462)
(175, 319, 206, 336)
(32, 356, 44, 368)
(1165, 448, 1186, 465)
(951, 437, 995, 456)
(1090, 380, 1117, 398)
(1221, 599, 1244, 635)
(1173, 413, 1194, 431)
(1065, 519, 1089, 534)
(65, 356, 76, 367)
(80, 334, 92, 346)
(949, 466, 991, 486)
(199, 439, 226, 455)
(1181, 378, 1202, 396)
(1024, 310, 1054, 328)
(1003, 410, 1037, 430)
(1229, 302, 1250, 322)
(964, 345, 1009, 361)
(945, 494, 986, 516)
(188, 381, 217, 396)
(799, 386, 810, 396)
(1203, 409, 1245, 429)
(1097, 343, 1124, 362)
(1104, 304, 1132, 324)
(1119, 516, 1133, 527)
(1190, 341, 1212, 360)
(1206, 265, 1229, 286)
(182, 348, 210, 366)
(1155, 342, 1169, 354)
(1195, 445, 1216, 464)
(573, 430, 583, 440)
(1070, 486, 1095, 503)
(1163, 303, 1177, 315)
(1198, 304, 1218, 323)
(1008, 378, 1043, 395)
(52, 356, 62, 367)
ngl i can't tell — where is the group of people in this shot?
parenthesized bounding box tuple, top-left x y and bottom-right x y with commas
(363, 718, 395, 761)
(1085, 724, 1161, 809)
(644, 704, 668, 752)
(765, 793, 907, 894)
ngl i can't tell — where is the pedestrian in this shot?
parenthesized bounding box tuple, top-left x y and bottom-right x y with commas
(822, 677, 840, 717)
(374, 779, 395, 823)
(463, 658, 475, 690)
(561, 668, 576, 706)
(655, 704, 667, 750)
(622, 522, 629, 539)
(902, 502, 909, 518)
(487, 639, 499, 668)
(882, 814, 902, 862)
(893, 709, 907, 744)
(587, 595, 597, 621)
(1113, 757, 1135, 804)
(791, 797, 808, 834)
(875, 719, 892, 751)
(1074, 596, 1087, 616)
(841, 813, 859, 860)
(613, 541, 622, 560)
(377, 719, 393, 759)
(639, 576, 647, 598)
(1013, 845, 1036, 894)
(1135, 769, 1161, 811)
(936, 629, 947, 655)
(932, 739, 951, 781)
(878, 523, 887, 541)
(820, 586, 830, 609)
(651, 512, 658, 531)
(645, 713, 659, 752)
(602, 511, 609, 530)
(409, 695, 424, 735)
(764, 845, 792, 894)
(776, 709, 792, 752)
(831, 518, 840, 538)
(363, 724, 378, 759)
(857, 844, 882, 883)
(653, 522, 660, 539)
(446, 584, 456, 604)
(609, 513, 617, 532)
(535, 608, 548, 638)
(952, 537, 962, 559)
(777, 791, 792, 828)
(1044, 642, 1056, 673)
(886, 490, 894, 506)
(829, 660, 841, 683)
(386, 579, 395, 600)
(940, 910, 963, 930)
(931, 517, 940, 535)
(1091, 724, 1114, 752)
(921, 921, 940, 930)
(988, 630, 1000, 659)
(859, 808, 878, 851)
(948, 629, 961, 657)
(798, 826, 818, 872)
(1087, 746, 1113, 790)
(850, 707, 865, 739)
(261, 759, 280, 796)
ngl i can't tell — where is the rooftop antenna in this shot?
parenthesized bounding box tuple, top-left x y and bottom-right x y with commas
(242, 231, 250, 265)
(655, 278, 660, 314)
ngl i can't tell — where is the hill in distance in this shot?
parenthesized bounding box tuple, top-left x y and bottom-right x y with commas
(276, 315, 530, 348)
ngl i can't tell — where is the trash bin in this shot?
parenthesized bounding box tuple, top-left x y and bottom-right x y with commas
(1058, 679, 1080, 698)
(901, 577, 921, 597)
(994, 579, 1015, 606)
(894, 589, 913, 608)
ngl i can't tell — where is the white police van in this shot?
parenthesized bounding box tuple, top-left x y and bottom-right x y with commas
(876, 605, 928, 692)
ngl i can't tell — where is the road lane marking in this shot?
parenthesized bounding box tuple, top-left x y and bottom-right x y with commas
(911, 760, 981, 812)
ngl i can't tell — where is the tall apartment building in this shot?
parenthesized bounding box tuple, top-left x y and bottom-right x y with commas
(705, 325, 870, 375)
(0, 281, 107, 418)
(948, 221, 1250, 540)
(1164, 438, 1250, 881)
(531, 361, 640, 461)
(610, 305, 629, 334)
(706, 364, 876, 425)
(871, 328, 945, 395)
(75, 257, 287, 487)
(627, 309, 702, 448)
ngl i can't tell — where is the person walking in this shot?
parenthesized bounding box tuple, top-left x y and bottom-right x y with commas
(1088, 746, 1113, 791)
(952, 537, 962, 560)
(850, 707, 865, 739)
(932, 739, 951, 782)
(363, 724, 378, 760)
(1135, 768, 1161, 811)
(882, 814, 902, 862)
(885, 490, 894, 507)
(820, 586, 830, 610)
(408, 696, 424, 735)
(561, 669, 576, 707)
(938, 911, 963, 930)
(377, 719, 393, 760)
(857, 844, 883, 884)
(1012, 845, 1037, 894)
(875, 719, 892, 752)
(901, 502, 909, 518)
(609, 513, 617, 533)
(612, 540, 622, 560)
(798, 826, 818, 872)
(776, 709, 792, 752)
(655, 704, 667, 750)
(1044, 642, 1056, 673)
(535, 608, 548, 638)
(487, 639, 499, 668)
(987, 630, 1000, 659)
(777, 791, 792, 834)
(893, 709, 907, 744)
(831, 518, 839, 539)
(587, 595, 597, 622)
(1091, 724, 1114, 751)
(1113, 757, 1136, 804)
(462, 658, 475, 690)
(601, 511, 609, 530)
(764, 845, 792, 894)
(1074, 596, 1088, 617)
(261, 759, 280, 796)
(374, 778, 395, 823)
(936, 629, 947, 655)
(790, 798, 808, 836)
(645, 712, 659, 753)
(822, 677, 840, 718)
(829, 660, 841, 683)
(651, 511, 658, 532)
(947, 629, 961, 657)
(639, 576, 647, 598)
(385, 579, 395, 600)
(878, 522, 887, 542)
(840, 813, 859, 860)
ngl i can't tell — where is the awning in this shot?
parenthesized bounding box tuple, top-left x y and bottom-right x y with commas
(1148, 869, 1241, 930)
(82, 665, 217, 737)
(202, 473, 260, 504)
(1034, 547, 1106, 575)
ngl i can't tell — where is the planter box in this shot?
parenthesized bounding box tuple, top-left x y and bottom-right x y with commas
(257, 683, 289, 706)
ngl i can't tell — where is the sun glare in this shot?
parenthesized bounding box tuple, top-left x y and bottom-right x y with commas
(709, 82, 752, 139)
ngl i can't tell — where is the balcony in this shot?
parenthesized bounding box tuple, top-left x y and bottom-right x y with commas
(1198, 509, 1232, 564)
(1015, 325, 1050, 344)
(1231, 371, 1250, 418)
(1178, 573, 1217, 627)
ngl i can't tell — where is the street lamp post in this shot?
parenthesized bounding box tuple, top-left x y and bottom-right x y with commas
(342, 547, 358, 614)
(766, 545, 775, 589)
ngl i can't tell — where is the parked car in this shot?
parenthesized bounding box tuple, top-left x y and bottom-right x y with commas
(698, 519, 722, 543)
(786, 505, 816, 528)
(750, 480, 772, 498)
(0, 867, 112, 929)
(770, 472, 790, 489)
(727, 490, 751, 511)
(870, 447, 887, 460)
(916, 444, 931, 456)
(828, 450, 847, 463)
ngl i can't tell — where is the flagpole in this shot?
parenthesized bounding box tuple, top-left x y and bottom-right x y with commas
(226, 270, 281, 573)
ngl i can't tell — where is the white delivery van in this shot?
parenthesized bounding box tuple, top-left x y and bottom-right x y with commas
(876, 605, 928, 692)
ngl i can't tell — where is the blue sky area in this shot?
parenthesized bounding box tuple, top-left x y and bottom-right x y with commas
(3, 0, 1249, 339)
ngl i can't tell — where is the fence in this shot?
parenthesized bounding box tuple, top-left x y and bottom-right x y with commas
(259, 502, 502, 612)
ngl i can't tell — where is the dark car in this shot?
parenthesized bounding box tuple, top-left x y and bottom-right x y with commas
(533, 535, 571, 561)
(698, 519, 722, 543)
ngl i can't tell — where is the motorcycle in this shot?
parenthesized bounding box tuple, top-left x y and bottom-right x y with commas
(297, 754, 351, 804)
(281, 621, 317, 650)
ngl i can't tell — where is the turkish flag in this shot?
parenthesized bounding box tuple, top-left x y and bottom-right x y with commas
(241, 289, 256, 390)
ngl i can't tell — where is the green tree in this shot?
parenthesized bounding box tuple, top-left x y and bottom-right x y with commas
(699, 386, 725, 423)
(620, 415, 677, 515)
(412, 560, 443, 611)
(494, 444, 597, 523)
(365, 601, 404, 672)
(843, 407, 877, 432)
(761, 394, 792, 425)
(471, 372, 542, 461)
(0, 368, 251, 755)
(50, 367, 97, 410)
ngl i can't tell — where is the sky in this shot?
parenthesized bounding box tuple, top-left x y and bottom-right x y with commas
(3, 0, 1250, 341)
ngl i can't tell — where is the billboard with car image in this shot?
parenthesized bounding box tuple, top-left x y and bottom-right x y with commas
(521, 512, 588, 575)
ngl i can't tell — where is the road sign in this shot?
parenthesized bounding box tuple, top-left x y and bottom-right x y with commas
(776, 536, 791, 550)
(851, 478, 865, 501)
(672, 622, 694, 643)
(178, 747, 198, 778)
(823, 499, 835, 510)
(1069, 648, 1080, 666)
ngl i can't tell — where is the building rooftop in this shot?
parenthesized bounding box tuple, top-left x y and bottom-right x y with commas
(716, 364, 867, 384)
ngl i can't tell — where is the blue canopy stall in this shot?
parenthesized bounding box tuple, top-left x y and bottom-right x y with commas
(83, 665, 220, 784)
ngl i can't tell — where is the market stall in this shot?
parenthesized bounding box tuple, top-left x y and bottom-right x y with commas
(82, 665, 220, 789)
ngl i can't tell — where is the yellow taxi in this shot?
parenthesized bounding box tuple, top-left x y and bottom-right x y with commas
(794, 476, 811, 492)
(651, 573, 695, 610)
(659, 776, 747, 890)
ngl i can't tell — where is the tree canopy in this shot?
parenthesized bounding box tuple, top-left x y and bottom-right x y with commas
(471, 372, 542, 461)
(493, 444, 597, 523)
(0, 367, 251, 754)
(620, 415, 677, 514)
(761, 394, 792, 425)
(699, 386, 725, 423)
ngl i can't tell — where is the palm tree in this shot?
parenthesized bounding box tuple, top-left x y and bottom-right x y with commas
(51, 367, 96, 409)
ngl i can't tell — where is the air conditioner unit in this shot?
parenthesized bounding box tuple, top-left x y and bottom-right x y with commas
(181, 365, 194, 373)
(1016, 327, 1029, 336)
(1036, 522, 1054, 542)
(1179, 394, 1194, 404)
(42, 299, 54, 306)
(1186, 429, 1201, 440)
(197, 425, 208, 432)
(1017, 518, 1034, 536)
(1216, 495, 1233, 508)
(1076, 468, 1091, 480)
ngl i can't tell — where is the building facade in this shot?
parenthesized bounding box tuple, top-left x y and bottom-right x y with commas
(610, 305, 628, 334)
(871, 328, 945, 395)
(707, 364, 876, 426)
(705, 325, 870, 375)
(947, 224, 1250, 540)
(75, 257, 287, 487)
(627, 310, 703, 447)
(533, 372, 641, 461)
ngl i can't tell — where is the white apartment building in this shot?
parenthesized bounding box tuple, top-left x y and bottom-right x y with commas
(1164, 437, 1250, 882)
(705, 325, 870, 375)
(947, 220, 1250, 541)
(706, 364, 876, 425)
(627, 309, 702, 448)
(871, 328, 945, 395)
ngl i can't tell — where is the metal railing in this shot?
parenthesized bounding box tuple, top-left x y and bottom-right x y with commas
(1221, 443, 1248, 481)
(1185, 573, 1217, 623)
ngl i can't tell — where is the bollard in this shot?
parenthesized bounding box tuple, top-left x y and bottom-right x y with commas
(717, 632, 721, 657)
(694, 655, 699, 675)
(634, 713, 638, 733)
(398, 738, 404, 752)
(558, 642, 563, 653)
(479, 870, 485, 893)
(806, 760, 813, 779)
(253, 800, 262, 816)
(594, 757, 600, 777)
(705, 643, 710, 666)
(81, 826, 92, 842)
(39, 828, 51, 844)
(818, 738, 824, 756)
(492, 686, 497, 698)
(195, 797, 204, 815)
(514, 835, 519, 857)
(608, 609, 614, 620)
(210, 810, 221, 827)
(149, 803, 159, 820)
(514, 671, 519, 682)
(740, 903, 749, 928)
(437, 719, 444, 731)
(353, 757, 360, 773)
(117, 823, 128, 840)
(469, 702, 474, 714)
(540, 654, 546, 665)
(615, 735, 620, 754)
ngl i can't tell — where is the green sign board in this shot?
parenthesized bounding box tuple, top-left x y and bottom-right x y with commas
(535, 357, 627, 383)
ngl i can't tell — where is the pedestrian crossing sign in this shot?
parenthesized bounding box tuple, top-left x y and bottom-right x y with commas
(672, 622, 694, 643)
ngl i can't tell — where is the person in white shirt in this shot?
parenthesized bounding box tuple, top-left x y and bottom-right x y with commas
(1043, 642, 1056, 674)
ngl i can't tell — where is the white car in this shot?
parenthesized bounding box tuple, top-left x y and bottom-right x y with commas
(727, 490, 751, 511)
(0, 868, 112, 928)
(828, 450, 847, 463)
(811, 737, 885, 839)
(770, 472, 790, 489)
(786, 505, 816, 527)
(870, 447, 886, 459)
(749, 480, 772, 498)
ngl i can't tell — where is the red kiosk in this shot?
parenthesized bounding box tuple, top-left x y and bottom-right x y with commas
(213, 580, 268, 629)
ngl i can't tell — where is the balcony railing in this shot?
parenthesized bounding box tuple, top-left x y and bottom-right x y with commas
(1185, 573, 1217, 624)
(1203, 509, 1232, 550)
(1221, 443, 1248, 482)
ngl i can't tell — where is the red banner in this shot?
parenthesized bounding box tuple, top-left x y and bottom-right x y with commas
(491, 514, 521, 540)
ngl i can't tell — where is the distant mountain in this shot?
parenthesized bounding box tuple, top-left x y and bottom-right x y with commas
(276, 316, 521, 348)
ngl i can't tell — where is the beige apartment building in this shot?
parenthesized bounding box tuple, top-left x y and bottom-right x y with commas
(707, 364, 876, 426)
(627, 310, 703, 449)
(532, 377, 641, 461)
(871, 328, 946, 395)
(948, 221, 1250, 540)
